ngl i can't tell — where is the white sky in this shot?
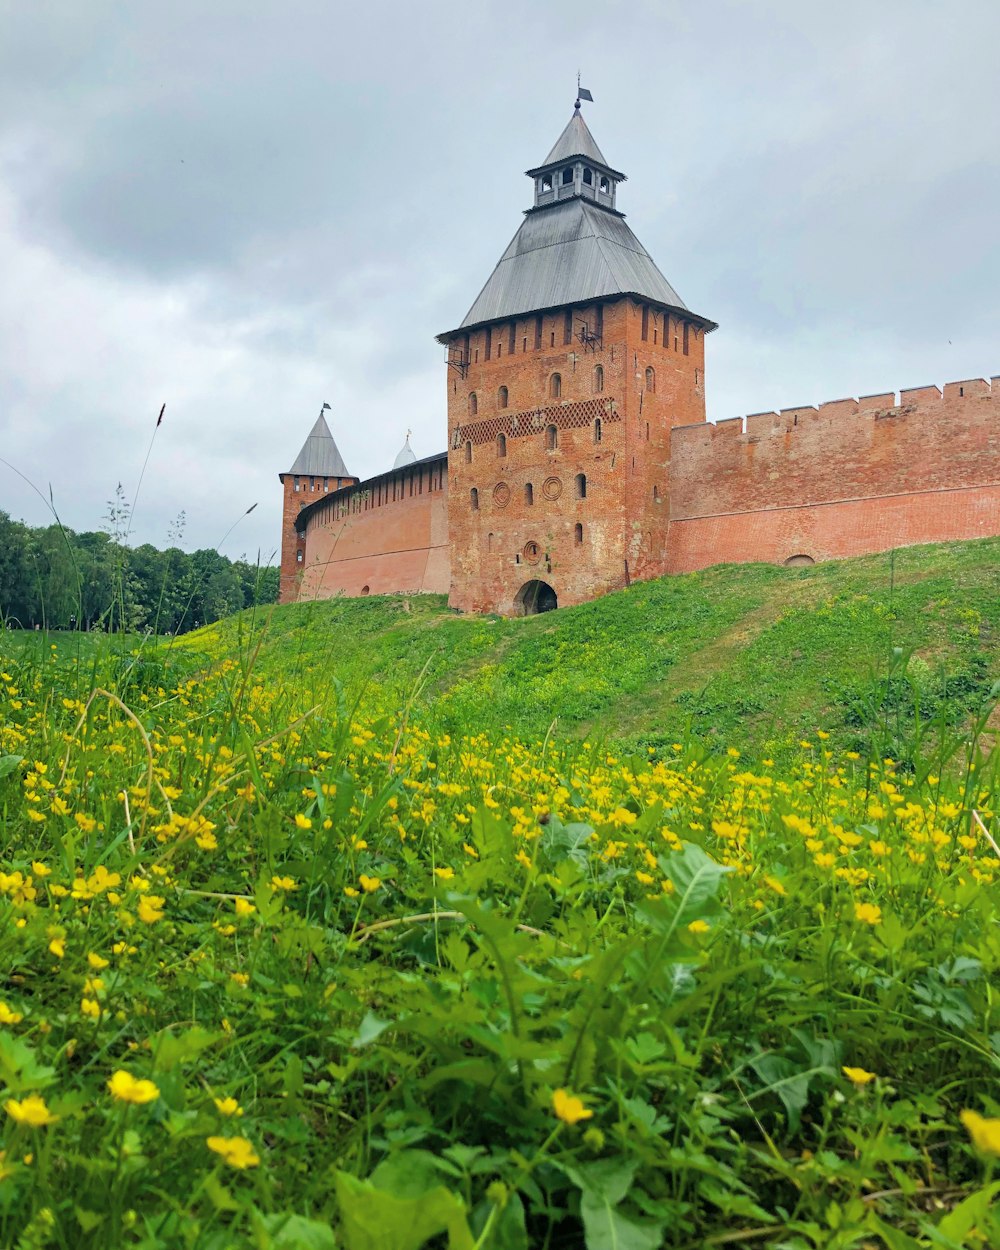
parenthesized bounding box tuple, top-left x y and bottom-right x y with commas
(1, 0, 998, 560)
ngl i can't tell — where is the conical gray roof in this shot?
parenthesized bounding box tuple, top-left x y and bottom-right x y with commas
(451, 198, 711, 333)
(540, 109, 610, 169)
(288, 412, 349, 477)
(393, 433, 417, 469)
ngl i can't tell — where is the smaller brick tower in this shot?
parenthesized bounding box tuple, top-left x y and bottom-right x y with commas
(438, 97, 716, 615)
(278, 407, 355, 603)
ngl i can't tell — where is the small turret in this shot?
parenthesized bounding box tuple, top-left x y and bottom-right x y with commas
(393, 431, 417, 470)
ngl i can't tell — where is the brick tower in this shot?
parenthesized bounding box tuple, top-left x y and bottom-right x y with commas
(278, 407, 356, 603)
(437, 97, 717, 615)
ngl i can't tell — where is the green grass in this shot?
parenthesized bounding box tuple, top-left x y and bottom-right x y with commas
(177, 537, 1000, 762)
(1, 540, 999, 1248)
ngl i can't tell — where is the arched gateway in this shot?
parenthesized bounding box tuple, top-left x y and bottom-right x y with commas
(515, 580, 558, 615)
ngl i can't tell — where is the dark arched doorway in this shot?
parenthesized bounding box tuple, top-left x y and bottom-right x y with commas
(515, 580, 558, 616)
(783, 554, 815, 567)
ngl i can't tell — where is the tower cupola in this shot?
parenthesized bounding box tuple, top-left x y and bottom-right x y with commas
(525, 101, 626, 213)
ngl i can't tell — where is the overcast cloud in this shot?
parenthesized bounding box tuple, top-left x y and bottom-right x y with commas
(1, 0, 998, 560)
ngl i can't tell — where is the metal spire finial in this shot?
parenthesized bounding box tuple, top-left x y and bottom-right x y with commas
(575, 73, 593, 110)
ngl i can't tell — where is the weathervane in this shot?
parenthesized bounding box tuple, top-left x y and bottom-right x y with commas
(575, 72, 593, 110)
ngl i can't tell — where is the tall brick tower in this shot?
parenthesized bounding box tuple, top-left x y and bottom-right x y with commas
(438, 98, 716, 615)
(278, 408, 356, 603)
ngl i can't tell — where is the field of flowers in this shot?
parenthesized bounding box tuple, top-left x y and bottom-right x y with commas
(1, 632, 999, 1249)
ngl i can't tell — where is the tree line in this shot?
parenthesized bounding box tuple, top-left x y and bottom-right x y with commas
(0, 510, 278, 634)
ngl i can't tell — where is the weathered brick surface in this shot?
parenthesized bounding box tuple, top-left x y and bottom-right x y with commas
(282, 297, 999, 608)
(278, 472, 356, 603)
(297, 460, 449, 599)
(667, 380, 1000, 571)
(445, 297, 706, 613)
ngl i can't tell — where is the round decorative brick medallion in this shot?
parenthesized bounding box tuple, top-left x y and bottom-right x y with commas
(523, 541, 541, 564)
(542, 476, 562, 500)
(493, 482, 511, 508)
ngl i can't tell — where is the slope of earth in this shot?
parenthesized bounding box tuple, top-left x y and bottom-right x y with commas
(179, 537, 1000, 760)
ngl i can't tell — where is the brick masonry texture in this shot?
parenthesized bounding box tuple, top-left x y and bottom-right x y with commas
(666, 378, 1000, 572)
(280, 305, 999, 611)
(292, 459, 449, 601)
(445, 298, 706, 614)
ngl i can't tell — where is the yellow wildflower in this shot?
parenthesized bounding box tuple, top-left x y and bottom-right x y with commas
(294, 813, 312, 830)
(137, 895, 165, 925)
(358, 874, 381, 893)
(107, 1070, 160, 1105)
(81, 998, 101, 1019)
(842, 1066, 877, 1085)
(87, 952, 110, 970)
(206, 1135, 260, 1169)
(960, 1109, 1000, 1156)
(48, 938, 65, 959)
(854, 901, 882, 926)
(5, 1096, 59, 1127)
(234, 898, 256, 917)
(552, 1088, 593, 1125)
(31, 862, 51, 878)
(271, 875, 297, 891)
(0, 1003, 24, 1025)
(433, 866, 454, 881)
(213, 1097, 244, 1118)
(687, 919, 710, 935)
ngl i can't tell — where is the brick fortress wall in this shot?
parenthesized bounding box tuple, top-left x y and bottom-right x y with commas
(279, 472, 356, 603)
(296, 456, 450, 600)
(445, 297, 707, 614)
(666, 377, 1000, 571)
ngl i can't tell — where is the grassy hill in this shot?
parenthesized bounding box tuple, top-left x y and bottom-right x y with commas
(181, 536, 1000, 761)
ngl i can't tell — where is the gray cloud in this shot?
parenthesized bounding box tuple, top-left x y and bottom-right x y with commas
(1, 0, 999, 558)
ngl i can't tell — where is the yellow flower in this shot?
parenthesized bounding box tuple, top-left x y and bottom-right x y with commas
(206, 1135, 260, 1169)
(230, 972, 249, 987)
(0, 1003, 24, 1025)
(270, 875, 297, 891)
(31, 861, 51, 878)
(514, 850, 532, 869)
(137, 895, 165, 925)
(213, 1097, 244, 1118)
(961, 1109, 1000, 1156)
(294, 813, 312, 830)
(552, 1088, 593, 1125)
(87, 952, 110, 970)
(195, 831, 218, 850)
(687, 919, 710, 935)
(107, 1070, 160, 1104)
(5, 1096, 59, 1127)
(842, 1066, 877, 1085)
(358, 875, 381, 893)
(81, 997, 101, 1019)
(854, 902, 882, 926)
(433, 866, 454, 881)
(48, 938, 65, 959)
(234, 898, 256, 917)
(344, 886, 359, 898)
(763, 875, 786, 896)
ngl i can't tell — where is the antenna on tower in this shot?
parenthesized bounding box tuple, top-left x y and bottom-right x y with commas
(575, 72, 593, 109)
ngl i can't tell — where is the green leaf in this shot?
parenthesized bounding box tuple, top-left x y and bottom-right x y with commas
(579, 1201, 663, 1250)
(635, 842, 731, 944)
(256, 1211, 338, 1249)
(937, 1179, 1000, 1242)
(334, 1168, 473, 1250)
(152, 1025, 223, 1071)
(0, 755, 23, 780)
(0, 1030, 56, 1093)
(353, 1011, 392, 1049)
(562, 1161, 664, 1250)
